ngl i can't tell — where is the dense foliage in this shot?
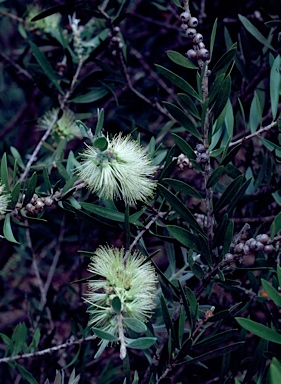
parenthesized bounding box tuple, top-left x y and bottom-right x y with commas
(0, 0, 281, 383)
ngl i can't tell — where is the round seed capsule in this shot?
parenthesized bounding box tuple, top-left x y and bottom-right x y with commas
(186, 28, 197, 39)
(198, 48, 210, 60)
(186, 49, 197, 60)
(264, 244, 275, 253)
(225, 253, 234, 262)
(35, 200, 45, 209)
(180, 23, 188, 31)
(198, 42, 205, 49)
(256, 234, 269, 244)
(44, 197, 53, 206)
(193, 33, 203, 44)
(234, 243, 244, 253)
(196, 144, 205, 153)
(188, 17, 198, 28)
(180, 12, 191, 22)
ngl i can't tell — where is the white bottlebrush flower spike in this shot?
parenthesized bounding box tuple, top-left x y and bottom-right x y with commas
(38, 108, 82, 141)
(84, 246, 157, 335)
(0, 183, 10, 215)
(77, 134, 157, 205)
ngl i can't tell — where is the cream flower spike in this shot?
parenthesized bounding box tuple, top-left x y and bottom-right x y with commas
(77, 133, 157, 205)
(84, 246, 157, 335)
(0, 183, 10, 215)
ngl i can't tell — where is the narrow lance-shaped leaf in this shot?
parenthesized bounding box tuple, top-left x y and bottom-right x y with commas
(1, 153, 9, 192)
(250, 91, 262, 133)
(213, 175, 244, 213)
(236, 317, 281, 344)
(3, 214, 19, 244)
(238, 14, 274, 51)
(166, 50, 198, 69)
(212, 76, 231, 120)
(270, 55, 281, 120)
(162, 178, 203, 200)
(158, 184, 204, 234)
(261, 279, 281, 307)
(211, 44, 237, 73)
(127, 337, 157, 350)
(270, 212, 281, 238)
(155, 64, 201, 101)
(163, 102, 201, 139)
(177, 93, 200, 119)
(209, 18, 218, 60)
(172, 133, 197, 160)
(29, 40, 64, 94)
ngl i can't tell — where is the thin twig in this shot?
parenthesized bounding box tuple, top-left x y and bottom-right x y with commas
(123, 212, 165, 263)
(0, 9, 24, 23)
(0, 335, 96, 364)
(229, 121, 278, 147)
(19, 112, 58, 183)
(0, 51, 33, 81)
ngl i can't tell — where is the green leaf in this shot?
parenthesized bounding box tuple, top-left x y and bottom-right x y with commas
(80, 202, 125, 222)
(222, 220, 234, 256)
(267, 357, 281, 384)
(177, 93, 200, 119)
(172, 133, 197, 160)
(207, 166, 224, 188)
(10, 181, 21, 208)
(29, 40, 64, 94)
(195, 329, 238, 348)
(167, 225, 202, 253)
(166, 50, 198, 69)
(95, 109, 104, 137)
(158, 184, 204, 234)
(212, 76, 231, 120)
(220, 145, 242, 166)
(213, 175, 244, 213)
(236, 317, 281, 343)
(23, 172, 37, 205)
(210, 18, 218, 60)
(112, 296, 121, 313)
(1, 153, 9, 192)
(163, 102, 201, 139)
(127, 337, 157, 350)
(70, 88, 108, 103)
(277, 265, 281, 287)
(3, 214, 19, 244)
(93, 328, 119, 341)
(211, 44, 237, 73)
(184, 286, 198, 326)
(16, 363, 38, 384)
(93, 137, 108, 151)
(259, 137, 281, 158)
(227, 178, 251, 215)
(261, 279, 281, 307)
(10, 146, 25, 170)
(162, 178, 203, 199)
(250, 91, 262, 133)
(238, 14, 274, 51)
(76, 120, 90, 138)
(178, 342, 244, 366)
(212, 214, 229, 249)
(270, 212, 281, 238)
(209, 73, 225, 106)
(155, 64, 201, 101)
(12, 323, 27, 355)
(160, 295, 176, 341)
(123, 318, 147, 333)
(270, 55, 281, 120)
(43, 167, 52, 193)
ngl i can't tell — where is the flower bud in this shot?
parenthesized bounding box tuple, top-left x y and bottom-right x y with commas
(198, 42, 205, 49)
(44, 197, 53, 206)
(225, 253, 234, 262)
(186, 28, 197, 39)
(188, 17, 198, 28)
(35, 200, 45, 209)
(180, 23, 188, 31)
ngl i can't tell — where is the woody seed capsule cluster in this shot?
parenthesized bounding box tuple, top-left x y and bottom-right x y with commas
(180, 5, 209, 64)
